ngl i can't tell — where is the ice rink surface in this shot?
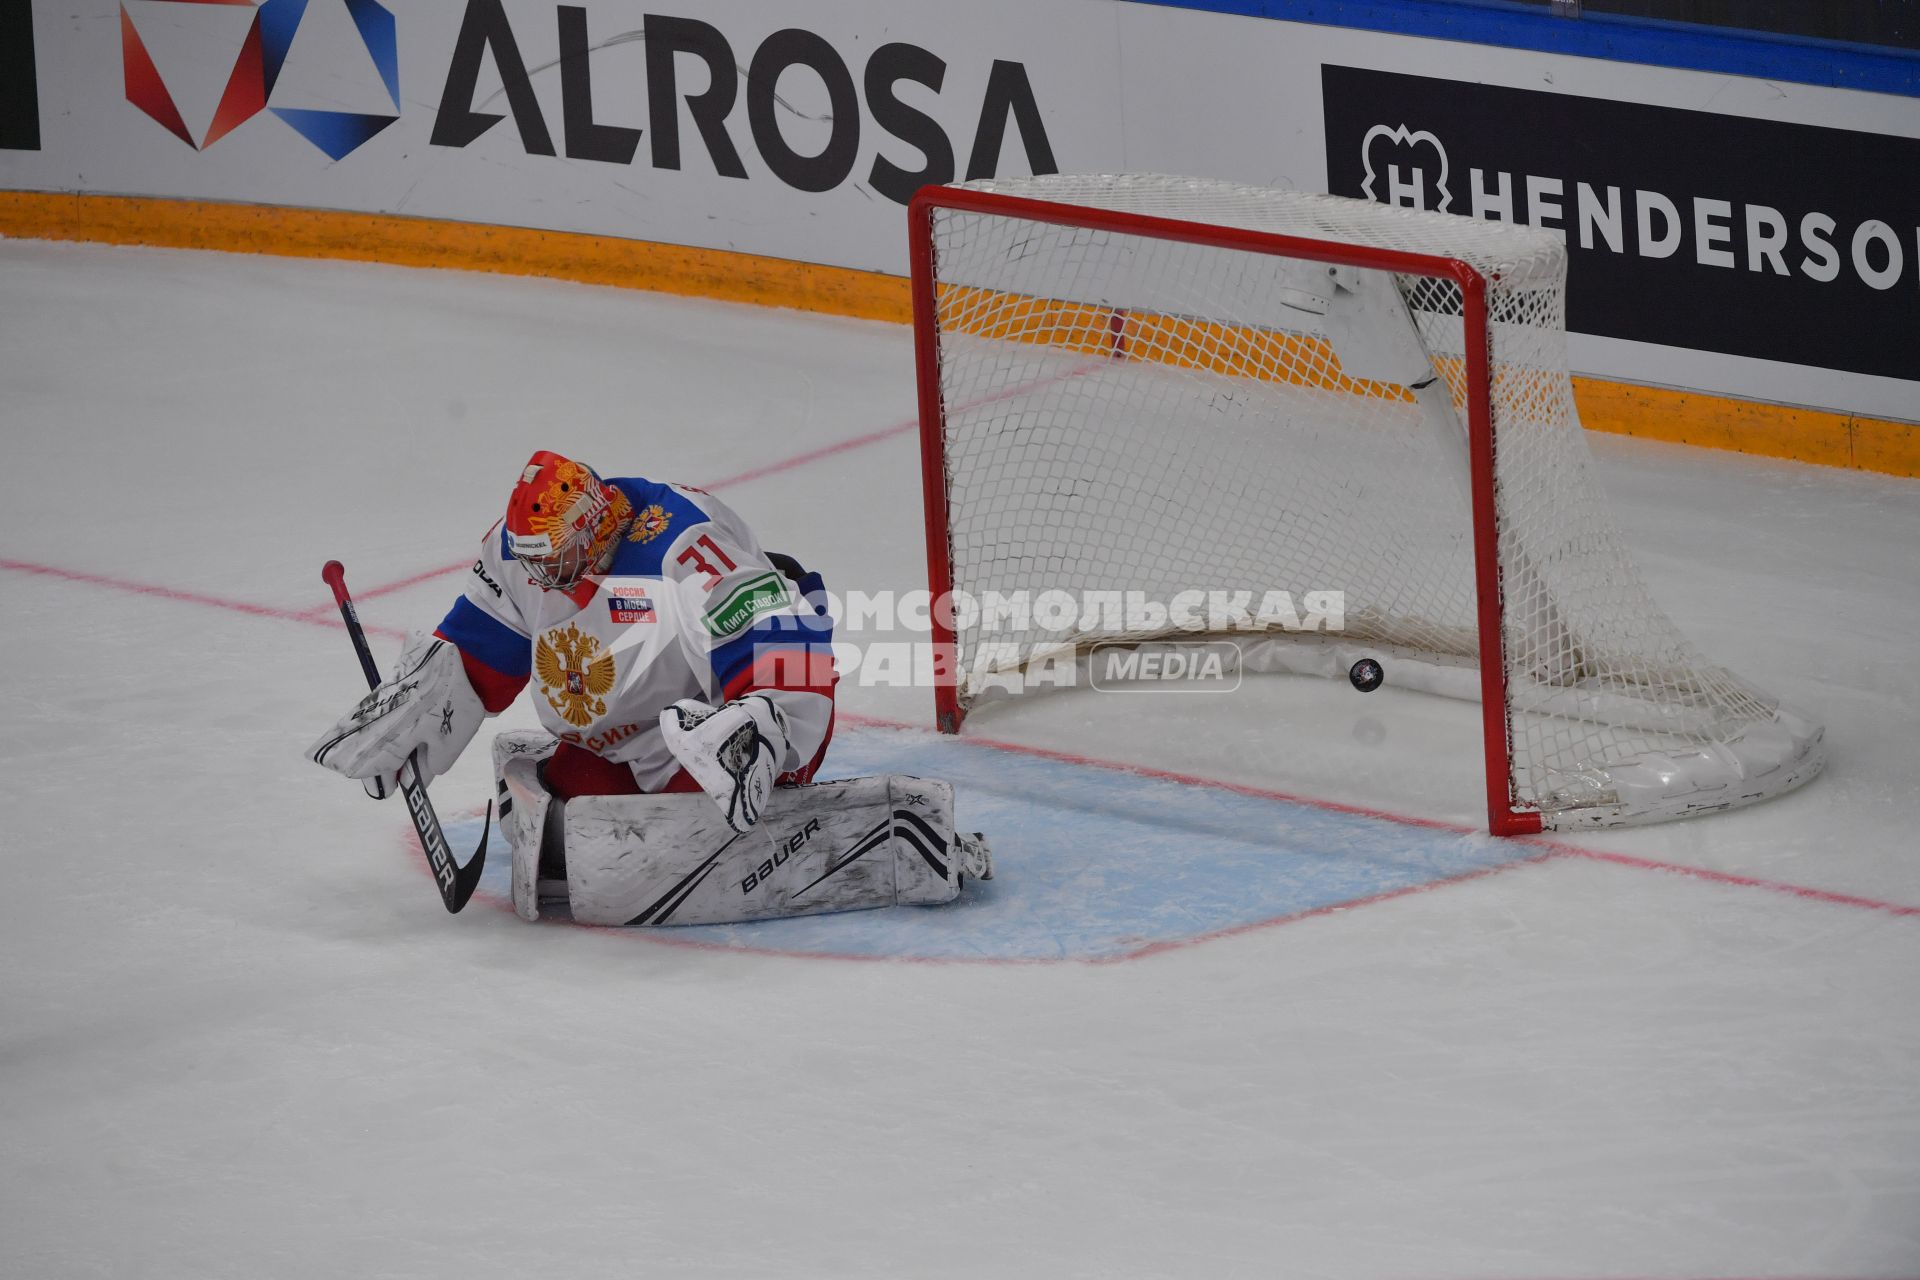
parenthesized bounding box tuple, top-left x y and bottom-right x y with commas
(3, 238, 1918, 1278)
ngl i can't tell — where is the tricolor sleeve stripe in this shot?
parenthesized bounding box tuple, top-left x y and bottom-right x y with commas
(437, 597, 532, 712)
(439, 597, 530, 675)
(453, 649, 529, 714)
(709, 610, 835, 696)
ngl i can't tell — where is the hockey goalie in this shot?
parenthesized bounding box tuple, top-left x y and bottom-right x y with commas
(309, 450, 990, 926)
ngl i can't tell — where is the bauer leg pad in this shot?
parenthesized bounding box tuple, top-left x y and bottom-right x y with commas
(492, 732, 559, 922)
(563, 776, 971, 927)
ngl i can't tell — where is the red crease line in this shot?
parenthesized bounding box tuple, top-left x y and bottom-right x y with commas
(838, 711, 1920, 921)
(702, 360, 1098, 492)
(339, 421, 924, 603)
(1558, 846, 1920, 917)
(697, 419, 918, 491)
(330, 560, 475, 608)
(1106, 854, 1556, 962)
(343, 362, 1106, 603)
(0, 557, 406, 640)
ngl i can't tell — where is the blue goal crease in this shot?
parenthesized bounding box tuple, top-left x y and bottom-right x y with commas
(443, 726, 1533, 962)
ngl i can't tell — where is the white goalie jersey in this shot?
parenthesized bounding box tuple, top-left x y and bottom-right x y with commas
(435, 477, 836, 792)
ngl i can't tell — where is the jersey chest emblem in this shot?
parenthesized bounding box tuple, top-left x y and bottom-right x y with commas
(535, 622, 616, 727)
(628, 504, 672, 543)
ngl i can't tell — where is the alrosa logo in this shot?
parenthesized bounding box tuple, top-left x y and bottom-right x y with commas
(119, 1, 1057, 197)
(1360, 123, 1452, 213)
(121, 0, 400, 159)
(430, 1, 1058, 203)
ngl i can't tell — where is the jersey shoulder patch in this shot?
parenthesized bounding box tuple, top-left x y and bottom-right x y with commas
(603, 478, 712, 577)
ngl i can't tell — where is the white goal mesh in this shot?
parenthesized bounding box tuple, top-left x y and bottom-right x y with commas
(916, 174, 1823, 831)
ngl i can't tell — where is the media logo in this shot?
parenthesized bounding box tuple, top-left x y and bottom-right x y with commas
(1087, 642, 1241, 694)
(121, 0, 398, 159)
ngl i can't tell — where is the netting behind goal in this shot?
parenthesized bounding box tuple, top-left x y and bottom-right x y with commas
(912, 175, 1823, 833)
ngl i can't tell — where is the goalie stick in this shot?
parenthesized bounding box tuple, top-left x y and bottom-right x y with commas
(322, 561, 489, 914)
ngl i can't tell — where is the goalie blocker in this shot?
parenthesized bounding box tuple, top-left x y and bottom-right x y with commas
(491, 733, 992, 926)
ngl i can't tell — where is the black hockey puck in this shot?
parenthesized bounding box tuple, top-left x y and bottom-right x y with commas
(1349, 658, 1384, 693)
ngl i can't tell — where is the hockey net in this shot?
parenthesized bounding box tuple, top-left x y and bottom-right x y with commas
(910, 175, 1823, 833)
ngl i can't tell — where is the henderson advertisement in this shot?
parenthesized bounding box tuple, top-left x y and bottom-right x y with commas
(1322, 65, 1920, 385)
(3, 0, 1915, 419)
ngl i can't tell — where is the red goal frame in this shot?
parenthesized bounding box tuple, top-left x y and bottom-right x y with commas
(908, 185, 1542, 838)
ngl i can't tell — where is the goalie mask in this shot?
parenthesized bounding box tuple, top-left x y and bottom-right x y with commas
(504, 450, 630, 591)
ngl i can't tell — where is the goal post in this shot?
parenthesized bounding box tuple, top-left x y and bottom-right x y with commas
(909, 175, 1824, 834)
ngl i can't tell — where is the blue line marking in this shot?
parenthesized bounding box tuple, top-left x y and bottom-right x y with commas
(450, 727, 1536, 961)
(1120, 0, 1920, 97)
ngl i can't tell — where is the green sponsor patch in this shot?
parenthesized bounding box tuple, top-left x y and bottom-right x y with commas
(703, 572, 791, 638)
